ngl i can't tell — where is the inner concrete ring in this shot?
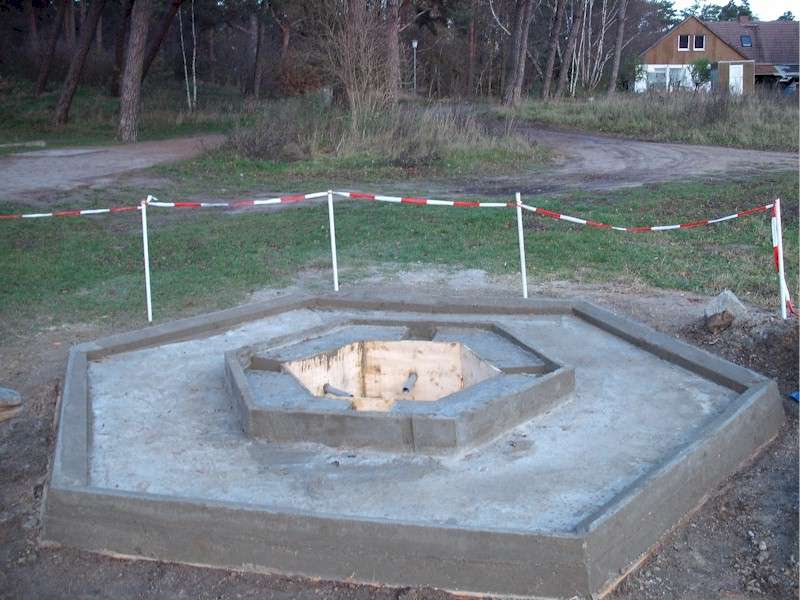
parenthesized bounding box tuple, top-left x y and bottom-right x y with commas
(42, 293, 784, 600)
(224, 319, 575, 453)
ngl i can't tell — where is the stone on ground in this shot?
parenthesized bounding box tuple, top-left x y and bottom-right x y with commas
(0, 387, 22, 423)
(705, 290, 748, 333)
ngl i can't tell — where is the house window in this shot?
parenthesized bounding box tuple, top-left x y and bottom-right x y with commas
(678, 34, 690, 51)
(647, 68, 667, 91)
(669, 67, 687, 89)
(740, 35, 752, 47)
(694, 35, 705, 50)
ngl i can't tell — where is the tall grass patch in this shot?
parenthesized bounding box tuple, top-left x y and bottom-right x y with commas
(223, 97, 549, 175)
(509, 90, 798, 152)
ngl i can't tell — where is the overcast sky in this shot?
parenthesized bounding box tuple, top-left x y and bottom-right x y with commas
(670, 0, 796, 21)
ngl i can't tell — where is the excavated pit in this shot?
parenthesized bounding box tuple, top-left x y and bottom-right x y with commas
(283, 340, 500, 411)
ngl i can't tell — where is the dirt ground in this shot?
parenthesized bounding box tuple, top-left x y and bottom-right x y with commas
(0, 134, 224, 198)
(0, 268, 797, 600)
(0, 128, 795, 203)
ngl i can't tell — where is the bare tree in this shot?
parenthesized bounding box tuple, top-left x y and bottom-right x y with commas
(542, 0, 566, 98)
(109, 0, 134, 96)
(191, 0, 197, 106)
(386, 0, 401, 100)
(466, 0, 477, 96)
(554, 0, 586, 98)
(35, 0, 68, 96)
(607, 0, 627, 93)
(53, 0, 107, 125)
(140, 0, 185, 82)
(502, 0, 535, 106)
(64, 0, 76, 49)
(178, 4, 193, 110)
(118, 0, 152, 142)
(311, 0, 388, 122)
(252, 19, 266, 99)
(25, 0, 40, 54)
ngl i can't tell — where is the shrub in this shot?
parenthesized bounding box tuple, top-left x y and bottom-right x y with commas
(689, 59, 712, 90)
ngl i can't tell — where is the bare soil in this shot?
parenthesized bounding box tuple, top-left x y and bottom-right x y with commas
(1, 268, 797, 600)
(477, 127, 798, 197)
(0, 134, 224, 200)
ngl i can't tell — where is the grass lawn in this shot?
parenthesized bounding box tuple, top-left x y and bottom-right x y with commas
(156, 142, 551, 193)
(0, 171, 795, 335)
(498, 92, 799, 153)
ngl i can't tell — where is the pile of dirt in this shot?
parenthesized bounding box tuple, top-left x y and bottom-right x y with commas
(681, 315, 799, 394)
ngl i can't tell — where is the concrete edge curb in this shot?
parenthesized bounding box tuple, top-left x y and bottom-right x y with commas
(582, 380, 783, 595)
(570, 301, 766, 391)
(51, 347, 89, 487)
(42, 483, 590, 598)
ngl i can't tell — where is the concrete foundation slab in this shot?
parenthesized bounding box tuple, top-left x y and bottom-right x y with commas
(42, 294, 784, 599)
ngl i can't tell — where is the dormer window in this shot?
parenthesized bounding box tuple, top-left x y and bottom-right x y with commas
(740, 35, 752, 47)
(693, 35, 705, 50)
(678, 34, 690, 51)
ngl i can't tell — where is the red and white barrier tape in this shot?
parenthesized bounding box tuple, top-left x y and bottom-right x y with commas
(146, 191, 328, 209)
(519, 202, 775, 232)
(0, 204, 140, 220)
(771, 203, 796, 316)
(333, 191, 510, 208)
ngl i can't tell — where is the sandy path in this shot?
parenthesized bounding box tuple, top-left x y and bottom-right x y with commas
(0, 134, 224, 198)
(462, 127, 798, 196)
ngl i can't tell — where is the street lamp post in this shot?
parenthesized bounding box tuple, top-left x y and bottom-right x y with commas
(411, 39, 418, 94)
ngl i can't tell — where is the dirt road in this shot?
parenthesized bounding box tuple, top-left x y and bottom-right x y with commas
(0, 129, 795, 201)
(0, 134, 224, 198)
(457, 126, 797, 197)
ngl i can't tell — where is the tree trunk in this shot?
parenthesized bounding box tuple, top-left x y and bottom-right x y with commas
(109, 0, 134, 96)
(386, 0, 400, 100)
(243, 13, 259, 95)
(26, 0, 40, 54)
(502, 0, 533, 106)
(280, 25, 290, 56)
(140, 0, 184, 82)
(207, 26, 215, 63)
(253, 20, 265, 99)
(502, 1, 525, 105)
(606, 0, 627, 94)
(466, 0, 477, 96)
(64, 0, 76, 48)
(35, 0, 68, 96)
(96, 15, 103, 50)
(118, 0, 152, 142)
(53, 0, 107, 125)
(554, 0, 586, 98)
(542, 0, 566, 98)
(511, 0, 535, 104)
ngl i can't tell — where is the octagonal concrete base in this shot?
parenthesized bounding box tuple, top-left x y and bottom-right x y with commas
(42, 294, 784, 599)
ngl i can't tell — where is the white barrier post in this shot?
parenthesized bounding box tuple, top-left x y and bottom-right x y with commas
(774, 198, 787, 319)
(515, 192, 528, 299)
(327, 190, 340, 292)
(141, 197, 153, 323)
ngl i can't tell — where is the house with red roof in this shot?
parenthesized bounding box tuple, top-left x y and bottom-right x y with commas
(635, 15, 799, 94)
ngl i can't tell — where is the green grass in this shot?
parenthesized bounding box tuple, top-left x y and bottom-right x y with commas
(157, 143, 550, 193)
(1, 172, 796, 335)
(500, 91, 799, 152)
(0, 78, 251, 149)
